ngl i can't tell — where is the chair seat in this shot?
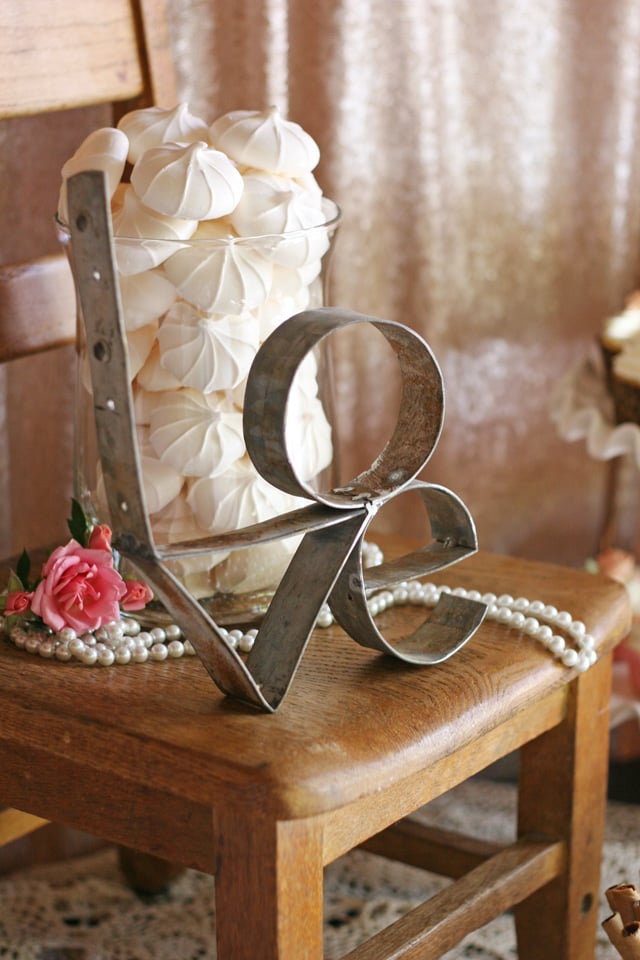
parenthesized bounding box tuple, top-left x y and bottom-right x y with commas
(0, 545, 629, 880)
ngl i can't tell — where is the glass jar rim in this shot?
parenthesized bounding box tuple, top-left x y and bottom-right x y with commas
(55, 196, 341, 246)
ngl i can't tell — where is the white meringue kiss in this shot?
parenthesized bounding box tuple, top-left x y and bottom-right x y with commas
(131, 141, 244, 221)
(58, 127, 128, 225)
(118, 270, 176, 330)
(162, 235, 273, 314)
(112, 186, 197, 275)
(158, 301, 259, 391)
(209, 105, 320, 176)
(186, 457, 298, 532)
(117, 102, 210, 163)
(138, 434, 184, 514)
(149, 389, 245, 477)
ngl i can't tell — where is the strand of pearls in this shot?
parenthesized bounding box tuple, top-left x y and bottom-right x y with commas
(1, 541, 596, 672)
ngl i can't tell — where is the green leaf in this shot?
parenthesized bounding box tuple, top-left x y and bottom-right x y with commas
(15, 549, 31, 589)
(67, 498, 91, 547)
(5, 570, 24, 594)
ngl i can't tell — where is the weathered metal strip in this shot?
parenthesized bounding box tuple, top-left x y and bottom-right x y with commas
(329, 481, 487, 663)
(243, 308, 445, 507)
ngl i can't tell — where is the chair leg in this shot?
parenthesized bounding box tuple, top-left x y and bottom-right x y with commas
(213, 810, 324, 960)
(515, 652, 613, 959)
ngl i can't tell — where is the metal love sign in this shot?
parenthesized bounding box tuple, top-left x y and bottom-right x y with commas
(67, 170, 486, 712)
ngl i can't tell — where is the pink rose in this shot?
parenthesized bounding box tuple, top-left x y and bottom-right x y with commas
(31, 540, 126, 633)
(4, 590, 33, 615)
(121, 580, 154, 611)
(88, 524, 112, 552)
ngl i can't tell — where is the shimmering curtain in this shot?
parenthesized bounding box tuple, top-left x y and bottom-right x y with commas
(3, 0, 640, 565)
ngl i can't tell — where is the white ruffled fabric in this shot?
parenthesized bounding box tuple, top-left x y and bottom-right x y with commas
(550, 350, 640, 466)
(0, 779, 637, 959)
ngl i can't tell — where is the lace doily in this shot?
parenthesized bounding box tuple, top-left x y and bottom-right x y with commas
(1, 779, 638, 959)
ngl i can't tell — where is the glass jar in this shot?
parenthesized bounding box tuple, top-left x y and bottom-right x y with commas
(57, 199, 340, 621)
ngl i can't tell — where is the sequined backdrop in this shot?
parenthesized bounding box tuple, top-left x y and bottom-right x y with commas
(2, 0, 640, 565)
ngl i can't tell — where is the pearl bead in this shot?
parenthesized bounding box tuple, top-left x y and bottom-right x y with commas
(549, 635, 565, 654)
(150, 643, 168, 661)
(561, 649, 579, 668)
(132, 646, 149, 663)
(392, 586, 409, 604)
(510, 611, 526, 629)
(482, 592, 497, 605)
(58, 626, 77, 642)
(184, 640, 196, 656)
(543, 605, 558, 619)
(150, 627, 166, 643)
(452, 586, 468, 598)
(55, 643, 72, 662)
(38, 640, 56, 658)
(228, 629, 244, 643)
(105, 622, 124, 642)
(522, 617, 540, 635)
(316, 608, 333, 628)
(69, 638, 85, 658)
(167, 640, 185, 658)
(513, 597, 530, 611)
(97, 648, 115, 666)
(137, 631, 153, 649)
(125, 619, 141, 636)
(81, 647, 98, 665)
(568, 620, 586, 638)
(537, 625, 553, 642)
(497, 594, 514, 607)
(554, 611, 572, 629)
(25, 636, 41, 654)
(165, 624, 182, 640)
(238, 633, 255, 653)
(497, 607, 513, 624)
(527, 600, 545, 616)
(115, 647, 132, 665)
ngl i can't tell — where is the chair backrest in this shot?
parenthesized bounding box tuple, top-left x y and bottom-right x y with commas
(0, 0, 177, 363)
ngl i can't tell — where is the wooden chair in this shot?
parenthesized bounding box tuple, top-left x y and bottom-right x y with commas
(0, 3, 632, 957)
(0, 0, 176, 860)
(0, 545, 630, 957)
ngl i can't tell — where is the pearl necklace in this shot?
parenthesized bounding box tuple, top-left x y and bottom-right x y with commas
(1, 542, 597, 673)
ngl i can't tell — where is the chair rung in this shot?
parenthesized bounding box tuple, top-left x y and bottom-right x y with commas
(359, 818, 505, 879)
(0, 807, 48, 845)
(343, 834, 564, 960)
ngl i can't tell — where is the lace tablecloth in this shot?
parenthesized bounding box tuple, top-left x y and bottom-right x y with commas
(0, 778, 637, 959)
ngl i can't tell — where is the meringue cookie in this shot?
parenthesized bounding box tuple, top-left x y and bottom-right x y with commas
(158, 301, 259, 391)
(112, 185, 197, 275)
(125, 323, 158, 379)
(57, 127, 128, 225)
(149, 388, 245, 477)
(150, 494, 227, 597)
(119, 269, 176, 331)
(117, 102, 210, 164)
(162, 235, 273, 314)
(135, 342, 183, 392)
(186, 457, 296, 532)
(131, 140, 244, 220)
(213, 537, 300, 594)
(229, 173, 328, 268)
(139, 434, 185, 514)
(256, 287, 311, 341)
(285, 386, 333, 482)
(209, 105, 320, 176)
